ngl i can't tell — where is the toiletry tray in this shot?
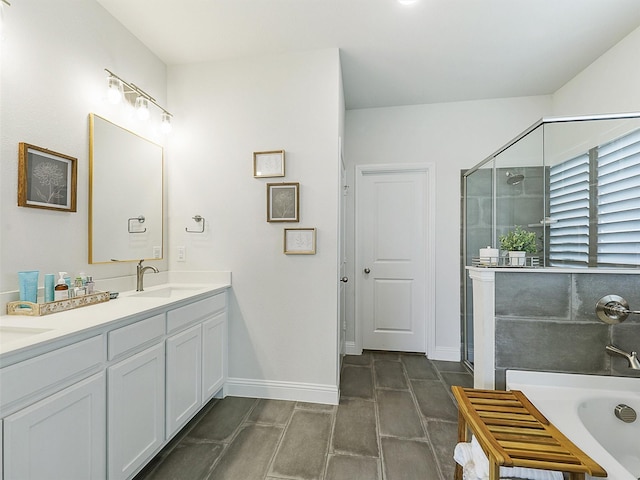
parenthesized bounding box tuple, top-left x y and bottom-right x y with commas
(6, 291, 110, 316)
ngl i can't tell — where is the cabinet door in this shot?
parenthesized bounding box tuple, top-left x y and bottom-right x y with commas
(166, 324, 202, 438)
(108, 342, 165, 480)
(202, 311, 226, 401)
(3, 372, 106, 480)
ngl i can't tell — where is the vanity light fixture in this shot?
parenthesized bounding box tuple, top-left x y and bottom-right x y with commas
(160, 111, 172, 134)
(397, 0, 419, 5)
(135, 95, 150, 121)
(105, 68, 173, 131)
(107, 76, 124, 104)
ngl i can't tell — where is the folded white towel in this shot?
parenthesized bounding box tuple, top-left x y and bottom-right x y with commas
(452, 436, 564, 480)
(453, 442, 482, 480)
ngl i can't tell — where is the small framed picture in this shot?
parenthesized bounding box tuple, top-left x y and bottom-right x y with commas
(284, 228, 316, 255)
(18, 143, 77, 212)
(254, 150, 285, 177)
(267, 182, 299, 222)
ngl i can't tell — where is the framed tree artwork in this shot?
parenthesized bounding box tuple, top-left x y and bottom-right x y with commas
(18, 143, 77, 212)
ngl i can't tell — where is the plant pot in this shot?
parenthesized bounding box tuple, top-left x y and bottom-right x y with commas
(508, 251, 526, 266)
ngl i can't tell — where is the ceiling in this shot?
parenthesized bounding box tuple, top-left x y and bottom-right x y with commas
(96, 0, 640, 110)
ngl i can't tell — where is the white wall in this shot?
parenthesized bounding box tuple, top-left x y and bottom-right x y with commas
(553, 24, 640, 115)
(167, 49, 343, 400)
(0, 0, 168, 292)
(344, 95, 552, 360)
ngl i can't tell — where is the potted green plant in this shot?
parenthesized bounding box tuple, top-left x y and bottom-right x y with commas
(499, 226, 537, 266)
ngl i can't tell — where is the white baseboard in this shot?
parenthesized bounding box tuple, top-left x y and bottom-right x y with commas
(429, 345, 461, 362)
(344, 341, 361, 355)
(225, 377, 339, 405)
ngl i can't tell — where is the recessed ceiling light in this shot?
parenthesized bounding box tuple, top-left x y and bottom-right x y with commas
(397, 0, 419, 5)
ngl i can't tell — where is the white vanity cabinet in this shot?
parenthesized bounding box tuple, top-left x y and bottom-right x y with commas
(166, 324, 202, 436)
(0, 286, 229, 480)
(202, 310, 226, 400)
(165, 293, 227, 438)
(107, 314, 165, 480)
(4, 373, 106, 480)
(1, 336, 106, 480)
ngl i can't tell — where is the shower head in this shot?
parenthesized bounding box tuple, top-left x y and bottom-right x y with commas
(506, 171, 524, 185)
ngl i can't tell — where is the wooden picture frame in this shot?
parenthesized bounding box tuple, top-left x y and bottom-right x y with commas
(253, 150, 285, 178)
(284, 228, 316, 254)
(267, 182, 299, 222)
(18, 143, 77, 212)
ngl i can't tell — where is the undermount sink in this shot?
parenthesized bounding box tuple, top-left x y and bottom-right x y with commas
(0, 326, 54, 345)
(130, 286, 202, 298)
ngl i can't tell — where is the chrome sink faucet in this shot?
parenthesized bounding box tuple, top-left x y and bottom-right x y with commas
(136, 260, 159, 291)
(606, 344, 640, 370)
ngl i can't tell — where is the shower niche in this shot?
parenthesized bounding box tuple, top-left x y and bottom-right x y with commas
(461, 112, 640, 367)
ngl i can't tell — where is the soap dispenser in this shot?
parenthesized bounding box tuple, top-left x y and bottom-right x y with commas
(54, 272, 69, 301)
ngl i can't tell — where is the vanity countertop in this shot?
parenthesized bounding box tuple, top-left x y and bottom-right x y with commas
(0, 281, 231, 363)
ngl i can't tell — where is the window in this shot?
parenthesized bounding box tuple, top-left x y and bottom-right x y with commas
(549, 129, 640, 268)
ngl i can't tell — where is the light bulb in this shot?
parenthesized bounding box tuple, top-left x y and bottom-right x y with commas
(107, 76, 124, 104)
(160, 112, 172, 134)
(135, 96, 150, 121)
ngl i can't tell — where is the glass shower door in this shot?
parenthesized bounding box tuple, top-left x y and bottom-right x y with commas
(462, 166, 493, 367)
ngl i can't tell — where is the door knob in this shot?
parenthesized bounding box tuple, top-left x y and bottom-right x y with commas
(364, 268, 370, 274)
(341, 277, 348, 283)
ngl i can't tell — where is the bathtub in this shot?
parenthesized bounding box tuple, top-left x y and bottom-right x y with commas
(506, 370, 640, 480)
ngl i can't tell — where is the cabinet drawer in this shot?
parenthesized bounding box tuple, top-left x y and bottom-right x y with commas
(0, 335, 104, 410)
(108, 313, 165, 360)
(167, 293, 225, 334)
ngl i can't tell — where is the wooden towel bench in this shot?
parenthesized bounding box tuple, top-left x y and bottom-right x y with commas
(451, 386, 607, 480)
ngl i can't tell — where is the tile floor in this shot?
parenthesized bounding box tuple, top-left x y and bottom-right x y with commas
(135, 351, 473, 480)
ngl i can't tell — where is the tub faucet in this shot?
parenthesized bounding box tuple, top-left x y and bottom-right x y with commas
(136, 259, 159, 291)
(606, 344, 640, 370)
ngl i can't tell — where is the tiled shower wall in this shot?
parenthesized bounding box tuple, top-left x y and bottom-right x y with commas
(493, 271, 640, 389)
(462, 167, 546, 366)
(464, 166, 546, 264)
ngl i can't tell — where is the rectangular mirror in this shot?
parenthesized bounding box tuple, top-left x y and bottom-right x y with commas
(89, 114, 164, 264)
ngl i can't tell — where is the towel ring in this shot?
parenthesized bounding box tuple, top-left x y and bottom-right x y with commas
(128, 215, 147, 233)
(186, 215, 205, 233)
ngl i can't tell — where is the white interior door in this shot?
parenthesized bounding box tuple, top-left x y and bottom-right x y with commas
(356, 165, 429, 353)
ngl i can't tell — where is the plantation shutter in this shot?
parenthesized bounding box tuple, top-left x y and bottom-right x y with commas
(596, 129, 640, 267)
(549, 153, 590, 266)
